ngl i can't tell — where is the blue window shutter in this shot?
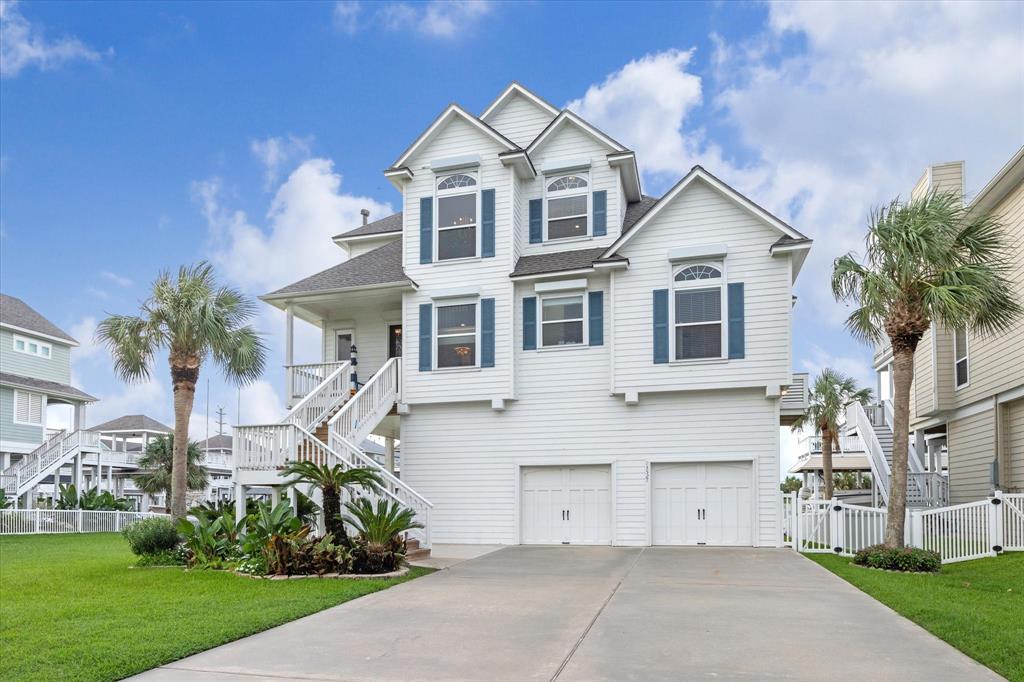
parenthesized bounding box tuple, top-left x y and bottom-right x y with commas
(523, 297, 537, 350)
(592, 190, 607, 236)
(418, 303, 432, 371)
(481, 189, 495, 258)
(419, 197, 433, 264)
(728, 282, 745, 359)
(481, 298, 495, 367)
(588, 291, 604, 346)
(653, 289, 669, 364)
(529, 199, 543, 244)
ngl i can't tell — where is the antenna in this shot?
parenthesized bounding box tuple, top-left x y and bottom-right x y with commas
(215, 406, 227, 436)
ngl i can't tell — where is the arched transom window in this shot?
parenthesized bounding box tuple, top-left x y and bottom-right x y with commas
(672, 262, 724, 361)
(545, 174, 589, 240)
(437, 174, 477, 191)
(674, 264, 722, 282)
(546, 175, 588, 192)
(435, 173, 479, 260)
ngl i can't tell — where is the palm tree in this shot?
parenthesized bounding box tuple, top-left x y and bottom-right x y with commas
(282, 460, 383, 542)
(792, 370, 871, 501)
(833, 191, 1021, 546)
(132, 435, 210, 510)
(96, 262, 265, 519)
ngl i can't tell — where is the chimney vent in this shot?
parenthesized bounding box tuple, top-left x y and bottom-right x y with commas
(360, 209, 370, 225)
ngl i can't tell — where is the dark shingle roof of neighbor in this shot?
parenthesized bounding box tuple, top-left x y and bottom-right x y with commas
(0, 372, 98, 402)
(0, 294, 77, 343)
(333, 212, 403, 240)
(198, 434, 232, 449)
(267, 240, 412, 296)
(90, 414, 173, 433)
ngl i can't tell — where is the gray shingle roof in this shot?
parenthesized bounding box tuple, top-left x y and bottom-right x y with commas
(0, 372, 97, 402)
(772, 235, 812, 248)
(198, 434, 232, 449)
(623, 195, 660, 234)
(90, 414, 173, 433)
(511, 247, 609, 278)
(333, 212, 403, 240)
(0, 294, 77, 343)
(267, 240, 412, 297)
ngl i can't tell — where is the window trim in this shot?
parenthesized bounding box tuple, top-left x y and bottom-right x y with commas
(434, 297, 480, 370)
(953, 328, 969, 390)
(434, 172, 481, 262)
(543, 172, 590, 242)
(538, 291, 588, 349)
(670, 261, 728, 363)
(334, 328, 355, 363)
(12, 334, 52, 359)
(13, 390, 45, 426)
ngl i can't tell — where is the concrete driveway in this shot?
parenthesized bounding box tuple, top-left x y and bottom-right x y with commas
(135, 547, 1000, 681)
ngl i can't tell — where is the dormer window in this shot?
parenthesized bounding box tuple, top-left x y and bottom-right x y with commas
(546, 174, 589, 240)
(436, 173, 479, 260)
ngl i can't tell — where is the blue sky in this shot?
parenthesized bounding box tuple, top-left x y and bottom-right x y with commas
(2, 1, 1022, 473)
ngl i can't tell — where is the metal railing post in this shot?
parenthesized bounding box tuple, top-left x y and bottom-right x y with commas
(990, 491, 1004, 554)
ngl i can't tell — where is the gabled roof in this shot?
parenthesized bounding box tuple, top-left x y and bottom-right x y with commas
(333, 212, 403, 241)
(622, 195, 660, 234)
(527, 110, 628, 156)
(511, 247, 610, 279)
(0, 372, 97, 403)
(602, 166, 810, 258)
(389, 103, 520, 170)
(90, 414, 172, 433)
(968, 145, 1024, 218)
(480, 82, 559, 122)
(264, 240, 412, 299)
(0, 294, 77, 345)
(198, 434, 232, 450)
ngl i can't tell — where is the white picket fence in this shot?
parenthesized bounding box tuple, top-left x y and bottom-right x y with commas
(0, 510, 169, 535)
(783, 491, 1024, 564)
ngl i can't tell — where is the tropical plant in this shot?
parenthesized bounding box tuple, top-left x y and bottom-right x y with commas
(343, 497, 422, 573)
(96, 262, 266, 518)
(122, 517, 180, 556)
(779, 476, 803, 494)
(131, 435, 210, 510)
(55, 483, 80, 510)
(0, 489, 12, 509)
(791, 369, 872, 501)
(282, 461, 382, 543)
(833, 191, 1021, 546)
(177, 516, 239, 568)
(55, 484, 132, 511)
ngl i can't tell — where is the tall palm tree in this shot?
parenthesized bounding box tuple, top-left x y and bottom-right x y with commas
(282, 460, 382, 542)
(97, 262, 266, 518)
(833, 191, 1021, 546)
(791, 369, 871, 501)
(132, 435, 210, 510)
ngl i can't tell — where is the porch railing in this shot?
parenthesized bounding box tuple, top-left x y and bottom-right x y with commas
(283, 362, 351, 432)
(286, 361, 349, 405)
(806, 435, 863, 454)
(0, 509, 169, 535)
(328, 357, 400, 448)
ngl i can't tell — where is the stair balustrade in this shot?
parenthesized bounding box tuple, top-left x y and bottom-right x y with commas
(1, 430, 102, 498)
(286, 361, 348, 406)
(847, 402, 891, 505)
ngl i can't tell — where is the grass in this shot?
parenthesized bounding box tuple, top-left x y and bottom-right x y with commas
(807, 552, 1024, 681)
(0, 533, 433, 682)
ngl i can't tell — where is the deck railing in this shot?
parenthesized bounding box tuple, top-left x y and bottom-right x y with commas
(286, 361, 348, 405)
(328, 358, 400, 447)
(0, 510, 169, 535)
(806, 435, 864, 454)
(283, 362, 350, 432)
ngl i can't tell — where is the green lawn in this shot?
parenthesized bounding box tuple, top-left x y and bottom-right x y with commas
(0, 533, 432, 682)
(807, 552, 1024, 681)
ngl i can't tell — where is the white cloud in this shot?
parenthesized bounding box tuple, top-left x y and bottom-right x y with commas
(250, 134, 313, 190)
(236, 380, 284, 426)
(69, 317, 103, 361)
(100, 270, 132, 287)
(799, 344, 874, 394)
(378, 0, 492, 38)
(84, 378, 169, 430)
(0, 0, 107, 77)
(333, 1, 361, 35)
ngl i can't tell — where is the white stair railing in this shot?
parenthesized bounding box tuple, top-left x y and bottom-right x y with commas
(1, 430, 101, 497)
(847, 402, 891, 505)
(282, 362, 351, 432)
(286, 361, 348, 406)
(328, 357, 400, 447)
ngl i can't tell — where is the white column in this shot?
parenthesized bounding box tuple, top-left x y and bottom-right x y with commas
(74, 454, 83, 494)
(384, 437, 395, 475)
(288, 485, 298, 515)
(270, 487, 281, 507)
(235, 484, 246, 527)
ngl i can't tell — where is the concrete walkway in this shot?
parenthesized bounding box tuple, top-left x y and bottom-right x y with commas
(134, 547, 1000, 681)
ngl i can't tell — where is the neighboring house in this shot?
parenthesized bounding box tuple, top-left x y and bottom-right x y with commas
(196, 434, 235, 503)
(870, 147, 1024, 505)
(0, 295, 100, 507)
(235, 82, 812, 548)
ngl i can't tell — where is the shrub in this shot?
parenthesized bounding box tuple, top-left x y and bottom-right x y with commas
(343, 498, 422, 573)
(122, 517, 180, 556)
(133, 547, 188, 567)
(853, 544, 941, 573)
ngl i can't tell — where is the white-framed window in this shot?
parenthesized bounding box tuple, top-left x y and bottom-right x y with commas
(435, 173, 479, 261)
(545, 174, 589, 240)
(672, 262, 725, 361)
(540, 293, 585, 347)
(13, 335, 51, 359)
(13, 390, 44, 425)
(435, 300, 478, 368)
(954, 328, 969, 389)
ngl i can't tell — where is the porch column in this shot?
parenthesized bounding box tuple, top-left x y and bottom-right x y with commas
(384, 437, 395, 475)
(74, 453, 83, 494)
(285, 304, 295, 403)
(287, 485, 298, 515)
(235, 484, 246, 527)
(73, 403, 87, 431)
(270, 487, 281, 507)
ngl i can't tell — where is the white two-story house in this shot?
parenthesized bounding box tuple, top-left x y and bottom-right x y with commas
(234, 83, 811, 548)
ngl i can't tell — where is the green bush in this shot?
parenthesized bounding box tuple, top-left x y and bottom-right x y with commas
(133, 547, 188, 567)
(122, 517, 180, 556)
(853, 544, 941, 573)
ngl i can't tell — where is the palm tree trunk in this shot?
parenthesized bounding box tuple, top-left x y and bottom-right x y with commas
(821, 426, 835, 500)
(322, 485, 344, 542)
(170, 363, 198, 520)
(885, 347, 915, 547)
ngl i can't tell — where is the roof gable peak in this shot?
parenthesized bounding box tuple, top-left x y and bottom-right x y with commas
(480, 82, 560, 122)
(390, 103, 519, 170)
(527, 110, 628, 156)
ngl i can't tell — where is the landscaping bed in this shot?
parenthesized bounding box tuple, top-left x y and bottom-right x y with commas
(807, 552, 1024, 680)
(0, 533, 431, 682)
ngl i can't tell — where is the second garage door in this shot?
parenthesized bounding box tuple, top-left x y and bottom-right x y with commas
(652, 461, 753, 546)
(521, 465, 612, 545)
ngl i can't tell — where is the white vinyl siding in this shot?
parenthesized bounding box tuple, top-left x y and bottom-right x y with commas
(13, 390, 44, 425)
(540, 294, 585, 348)
(13, 335, 51, 358)
(947, 409, 996, 504)
(483, 93, 556, 148)
(0, 329, 72, 384)
(1004, 398, 1024, 493)
(320, 301, 401, 378)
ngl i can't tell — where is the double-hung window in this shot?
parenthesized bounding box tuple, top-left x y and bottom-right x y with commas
(436, 301, 478, 368)
(435, 173, 478, 260)
(672, 263, 725, 360)
(545, 174, 589, 240)
(14, 390, 44, 425)
(541, 294, 585, 347)
(954, 328, 969, 388)
(13, 335, 51, 358)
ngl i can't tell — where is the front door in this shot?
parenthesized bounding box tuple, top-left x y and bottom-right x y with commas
(521, 465, 612, 545)
(388, 324, 403, 358)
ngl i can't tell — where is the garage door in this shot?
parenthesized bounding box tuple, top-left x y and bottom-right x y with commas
(521, 465, 612, 545)
(652, 462, 753, 546)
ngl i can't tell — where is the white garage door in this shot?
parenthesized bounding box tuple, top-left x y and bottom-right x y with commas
(652, 462, 753, 546)
(521, 465, 612, 545)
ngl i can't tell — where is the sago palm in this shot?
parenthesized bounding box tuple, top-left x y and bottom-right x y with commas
(96, 262, 265, 518)
(282, 460, 382, 542)
(791, 369, 871, 501)
(131, 435, 210, 507)
(833, 190, 1021, 546)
